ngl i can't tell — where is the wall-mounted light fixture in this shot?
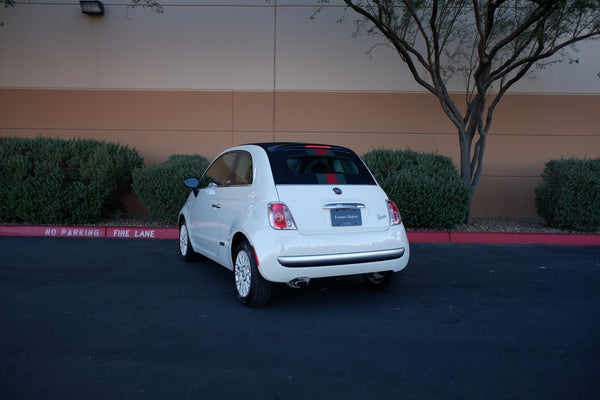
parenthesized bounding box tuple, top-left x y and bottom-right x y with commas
(80, 1, 105, 16)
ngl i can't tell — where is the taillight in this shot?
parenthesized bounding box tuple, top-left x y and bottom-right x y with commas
(386, 200, 402, 225)
(269, 203, 297, 230)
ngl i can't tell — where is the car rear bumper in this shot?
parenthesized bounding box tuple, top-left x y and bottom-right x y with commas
(250, 224, 410, 283)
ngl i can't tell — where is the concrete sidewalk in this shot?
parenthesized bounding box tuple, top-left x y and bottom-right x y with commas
(1, 224, 599, 245)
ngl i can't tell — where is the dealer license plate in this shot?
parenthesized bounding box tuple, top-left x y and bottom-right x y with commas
(331, 208, 362, 227)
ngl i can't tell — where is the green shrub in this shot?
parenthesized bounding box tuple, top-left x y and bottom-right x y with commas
(535, 157, 600, 232)
(0, 136, 143, 225)
(362, 148, 471, 229)
(132, 154, 210, 224)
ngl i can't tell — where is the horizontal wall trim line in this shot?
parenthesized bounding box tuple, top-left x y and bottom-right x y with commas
(2, 86, 598, 96)
(274, 131, 456, 135)
(479, 175, 542, 179)
(4, 129, 596, 140)
(0, 129, 239, 135)
(2, 128, 598, 138)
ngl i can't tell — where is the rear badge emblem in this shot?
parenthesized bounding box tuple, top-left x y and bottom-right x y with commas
(333, 187, 342, 195)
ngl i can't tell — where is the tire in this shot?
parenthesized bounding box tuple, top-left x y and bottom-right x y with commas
(363, 270, 404, 290)
(234, 241, 272, 306)
(179, 220, 197, 261)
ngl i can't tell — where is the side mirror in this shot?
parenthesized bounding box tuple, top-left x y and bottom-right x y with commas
(184, 177, 200, 188)
(184, 177, 200, 196)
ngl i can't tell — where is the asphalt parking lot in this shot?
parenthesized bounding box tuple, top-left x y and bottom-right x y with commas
(1, 237, 599, 400)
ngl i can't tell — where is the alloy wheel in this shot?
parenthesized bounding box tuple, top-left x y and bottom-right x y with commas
(235, 250, 252, 298)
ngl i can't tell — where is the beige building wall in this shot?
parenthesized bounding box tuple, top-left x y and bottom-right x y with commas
(1, 1, 599, 217)
(2, 89, 599, 217)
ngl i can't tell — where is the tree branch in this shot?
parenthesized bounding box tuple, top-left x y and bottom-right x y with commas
(488, 29, 600, 85)
(344, 0, 437, 93)
(486, 1, 557, 61)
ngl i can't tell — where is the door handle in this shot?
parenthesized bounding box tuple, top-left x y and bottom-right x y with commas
(212, 203, 222, 209)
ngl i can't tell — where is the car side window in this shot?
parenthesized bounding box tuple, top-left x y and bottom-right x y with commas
(202, 152, 238, 187)
(231, 151, 253, 186)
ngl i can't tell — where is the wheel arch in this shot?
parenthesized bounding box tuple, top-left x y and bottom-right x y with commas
(231, 232, 250, 263)
(178, 214, 186, 227)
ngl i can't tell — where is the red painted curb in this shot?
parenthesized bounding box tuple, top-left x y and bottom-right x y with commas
(0, 225, 105, 238)
(106, 227, 179, 240)
(0, 225, 179, 240)
(450, 232, 600, 246)
(1, 225, 599, 245)
(407, 231, 451, 243)
(406, 231, 600, 246)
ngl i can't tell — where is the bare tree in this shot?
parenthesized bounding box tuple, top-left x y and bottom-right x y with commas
(321, 0, 599, 220)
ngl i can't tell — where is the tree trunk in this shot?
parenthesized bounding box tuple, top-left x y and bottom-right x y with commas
(459, 87, 489, 224)
(459, 133, 474, 224)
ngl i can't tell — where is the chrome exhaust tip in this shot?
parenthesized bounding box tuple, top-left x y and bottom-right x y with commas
(287, 277, 310, 289)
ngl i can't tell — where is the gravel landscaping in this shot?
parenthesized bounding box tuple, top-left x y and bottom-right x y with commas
(444, 217, 583, 234)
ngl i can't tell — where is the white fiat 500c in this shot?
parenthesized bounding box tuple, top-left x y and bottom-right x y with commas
(178, 143, 410, 305)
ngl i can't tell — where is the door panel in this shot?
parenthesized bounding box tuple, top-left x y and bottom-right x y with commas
(189, 187, 222, 260)
(189, 151, 238, 260)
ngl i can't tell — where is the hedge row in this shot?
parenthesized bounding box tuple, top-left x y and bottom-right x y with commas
(132, 154, 210, 225)
(535, 157, 600, 232)
(362, 148, 471, 229)
(131, 148, 471, 229)
(0, 136, 143, 225)
(5, 136, 596, 232)
(0, 138, 471, 229)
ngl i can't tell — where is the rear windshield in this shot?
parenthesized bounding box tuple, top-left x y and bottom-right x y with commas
(263, 144, 376, 185)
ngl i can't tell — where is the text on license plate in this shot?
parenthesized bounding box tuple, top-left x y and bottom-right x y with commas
(331, 208, 362, 227)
